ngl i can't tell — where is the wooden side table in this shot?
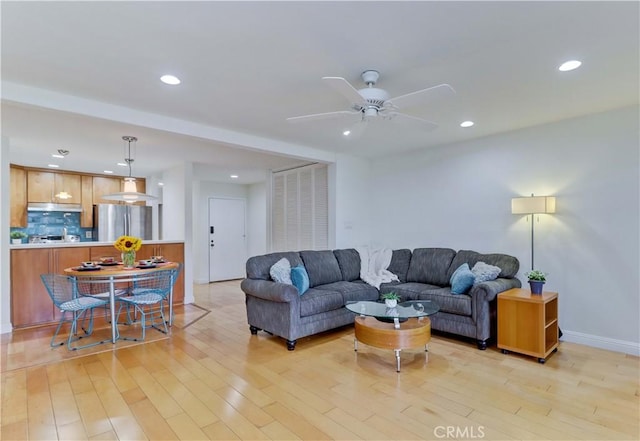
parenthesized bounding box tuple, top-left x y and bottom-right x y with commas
(497, 288, 559, 363)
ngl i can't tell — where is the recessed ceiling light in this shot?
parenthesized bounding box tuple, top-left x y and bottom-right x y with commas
(160, 74, 181, 85)
(559, 60, 582, 72)
(117, 162, 128, 167)
(158, 182, 164, 186)
(230, 175, 239, 179)
(48, 164, 60, 168)
(51, 154, 64, 159)
(104, 170, 113, 174)
(460, 121, 474, 128)
(343, 130, 351, 136)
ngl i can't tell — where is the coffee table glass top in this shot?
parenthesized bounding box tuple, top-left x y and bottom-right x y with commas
(345, 300, 439, 319)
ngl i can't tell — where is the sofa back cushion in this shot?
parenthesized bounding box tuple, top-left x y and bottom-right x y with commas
(447, 250, 519, 280)
(300, 250, 344, 287)
(387, 249, 412, 283)
(333, 249, 361, 281)
(406, 248, 457, 286)
(246, 252, 303, 280)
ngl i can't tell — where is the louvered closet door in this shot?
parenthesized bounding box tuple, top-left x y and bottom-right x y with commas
(271, 164, 328, 252)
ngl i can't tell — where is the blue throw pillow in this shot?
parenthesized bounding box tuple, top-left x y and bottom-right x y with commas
(450, 263, 475, 295)
(290, 265, 310, 295)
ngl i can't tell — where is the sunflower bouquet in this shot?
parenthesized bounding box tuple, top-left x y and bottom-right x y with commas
(114, 235, 142, 267)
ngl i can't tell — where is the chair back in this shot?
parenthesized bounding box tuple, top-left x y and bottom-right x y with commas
(41, 274, 78, 308)
(132, 270, 174, 299)
(170, 263, 183, 289)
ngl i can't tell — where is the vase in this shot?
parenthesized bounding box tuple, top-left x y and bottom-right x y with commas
(384, 299, 398, 308)
(122, 251, 136, 268)
(12, 239, 22, 245)
(529, 280, 544, 295)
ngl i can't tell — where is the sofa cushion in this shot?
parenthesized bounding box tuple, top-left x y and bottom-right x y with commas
(299, 288, 344, 317)
(406, 248, 457, 286)
(386, 282, 441, 302)
(450, 263, 475, 294)
(333, 249, 361, 282)
(246, 252, 303, 280)
(388, 249, 412, 283)
(269, 258, 292, 284)
(300, 250, 343, 287)
(291, 265, 310, 294)
(447, 250, 519, 280)
(316, 280, 379, 303)
(417, 287, 472, 316)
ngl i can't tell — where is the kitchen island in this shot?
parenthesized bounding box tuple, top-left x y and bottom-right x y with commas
(9, 240, 184, 329)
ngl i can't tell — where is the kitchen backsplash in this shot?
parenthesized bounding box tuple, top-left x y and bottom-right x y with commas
(10, 211, 94, 242)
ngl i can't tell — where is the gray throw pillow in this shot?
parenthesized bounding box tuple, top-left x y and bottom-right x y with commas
(472, 261, 501, 285)
(269, 258, 292, 284)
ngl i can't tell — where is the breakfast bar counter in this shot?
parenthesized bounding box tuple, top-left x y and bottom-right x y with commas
(9, 241, 184, 329)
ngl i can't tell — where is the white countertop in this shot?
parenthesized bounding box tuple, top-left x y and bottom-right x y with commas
(10, 239, 184, 249)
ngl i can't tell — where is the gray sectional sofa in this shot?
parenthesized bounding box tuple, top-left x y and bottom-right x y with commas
(241, 248, 521, 350)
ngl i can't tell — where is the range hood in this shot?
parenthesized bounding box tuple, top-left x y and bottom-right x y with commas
(27, 202, 83, 212)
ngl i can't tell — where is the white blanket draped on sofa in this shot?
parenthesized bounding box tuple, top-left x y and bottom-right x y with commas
(356, 247, 399, 289)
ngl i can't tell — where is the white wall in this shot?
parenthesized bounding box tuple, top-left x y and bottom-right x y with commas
(1, 137, 12, 333)
(192, 180, 250, 283)
(247, 182, 267, 258)
(368, 106, 639, 353)
(332, 153, 372, 249)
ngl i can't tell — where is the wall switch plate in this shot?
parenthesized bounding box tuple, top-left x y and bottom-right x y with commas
(85, 231, 92, 239)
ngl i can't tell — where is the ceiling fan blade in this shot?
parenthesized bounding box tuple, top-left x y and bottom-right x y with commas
(286, 110, 359, 123)
(389, 112, 439, 131)
(385, 83, 456, 110)
(322, 77, 367, 106)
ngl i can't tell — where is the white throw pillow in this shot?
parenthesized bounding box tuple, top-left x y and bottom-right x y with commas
(270, 258, 292, 284)
(471, 261, 501, 285)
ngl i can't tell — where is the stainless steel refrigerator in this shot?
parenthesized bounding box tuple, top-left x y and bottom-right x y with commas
(93, 204, 152, 241)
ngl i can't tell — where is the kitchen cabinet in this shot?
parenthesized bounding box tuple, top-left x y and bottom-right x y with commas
(11, 247, 90, 328)
(80, 175, 93, 228)
(10, 166, 27, 227)
(27, 170, 82, 204)
(92, 176, 122, 204)
(137, 242, 185, 303)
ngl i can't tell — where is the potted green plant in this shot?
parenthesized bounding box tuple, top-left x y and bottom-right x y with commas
(381, 292, 400, 308)
(525, 270, 546, 295)
(10, 231, 28, 244)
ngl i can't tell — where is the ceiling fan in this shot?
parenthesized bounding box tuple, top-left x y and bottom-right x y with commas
(286, 70, 455, 137)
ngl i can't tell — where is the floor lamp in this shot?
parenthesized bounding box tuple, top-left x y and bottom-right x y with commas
(511, 194, 556, 271)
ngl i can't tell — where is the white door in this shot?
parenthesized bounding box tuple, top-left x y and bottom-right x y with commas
(209, 198, 246, 281)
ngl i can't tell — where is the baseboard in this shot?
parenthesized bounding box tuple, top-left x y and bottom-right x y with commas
(1, 322, 12, 334)
(561, 330, 640, 356)
(194, 278, 209, 284)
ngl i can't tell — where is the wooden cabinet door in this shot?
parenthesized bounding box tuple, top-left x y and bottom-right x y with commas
(158, 243, 185, 304)
(27, 170, 55, 203)
(80, 175, 93, 228)
(54, 173, 81, 204)
(11, 249, 53, 327)
(10, 166, 27, 227)
(93, 176, 122, 204)
(135, 244, 155, 261)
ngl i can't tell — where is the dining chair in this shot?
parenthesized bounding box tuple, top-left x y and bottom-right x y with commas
(76, 278, 130, 326)
(40, 274, 111, 350)
(116, 270, 173, 341)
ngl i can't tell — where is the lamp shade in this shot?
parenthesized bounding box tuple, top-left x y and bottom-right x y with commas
(511, 196, 556, 214)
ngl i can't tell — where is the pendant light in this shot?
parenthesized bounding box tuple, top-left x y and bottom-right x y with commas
(101, 136, 158, 203)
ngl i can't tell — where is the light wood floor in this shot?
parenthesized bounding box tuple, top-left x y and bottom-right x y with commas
(1, 280, 638, 440)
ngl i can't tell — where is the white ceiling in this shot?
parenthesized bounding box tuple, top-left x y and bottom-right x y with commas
(2, 1, 638, 183)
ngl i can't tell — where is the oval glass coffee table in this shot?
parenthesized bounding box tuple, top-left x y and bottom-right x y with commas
(345, 300, 440, 372)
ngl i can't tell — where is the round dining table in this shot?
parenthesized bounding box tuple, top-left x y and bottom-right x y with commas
(64, 262, 179, 343)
